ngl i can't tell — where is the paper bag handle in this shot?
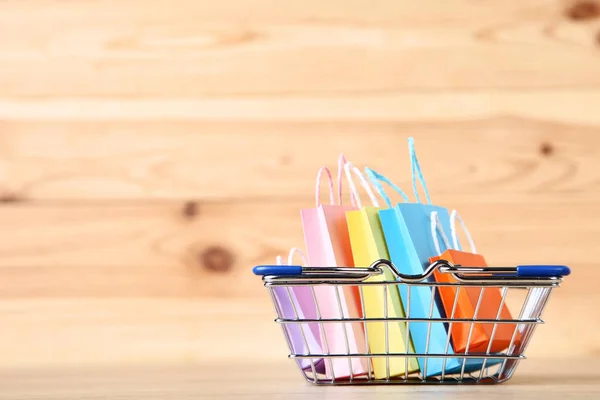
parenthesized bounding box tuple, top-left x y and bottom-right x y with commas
(336, 154, 359, 206)
(287, 247, 308, 266)
(343, 161, 380, 209)
(408, 137, 432, 205)
(364, 167, 409, 208)
(276, 248, 308, 267)
(270, 248, 306, 275)
(431, 211, 452, 256)
(450, 210, 477, 254)
(315, 166, 335, 207)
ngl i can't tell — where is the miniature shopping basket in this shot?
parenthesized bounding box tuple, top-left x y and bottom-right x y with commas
(253, 259, 570, 385)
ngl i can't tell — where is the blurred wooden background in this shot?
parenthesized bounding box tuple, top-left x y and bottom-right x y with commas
(1, 0, 599, 371)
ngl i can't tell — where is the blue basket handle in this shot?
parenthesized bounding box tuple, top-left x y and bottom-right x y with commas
(253, 265, 303, 276)
(516, 265, 571, 278)
(253, 262, 571, 280)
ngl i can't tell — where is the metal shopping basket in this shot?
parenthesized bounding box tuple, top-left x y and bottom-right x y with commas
(253, 259, 570, 385)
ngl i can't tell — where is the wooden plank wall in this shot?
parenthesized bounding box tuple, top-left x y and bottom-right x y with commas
(1, 0, 599, 369)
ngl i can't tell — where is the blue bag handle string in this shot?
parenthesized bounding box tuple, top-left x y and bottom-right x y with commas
(364, 167, 409, 208)
(408, 137, 432, 205)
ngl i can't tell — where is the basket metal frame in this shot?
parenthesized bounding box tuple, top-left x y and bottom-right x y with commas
(258, 259, 565, 385)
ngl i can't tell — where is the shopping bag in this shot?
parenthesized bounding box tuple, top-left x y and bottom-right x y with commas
(344, 162, 418, 379)
(300, 156, 369, 379)
(365, 138, 488, 376)
(273, 248, 325, 373)
(429, 210, 520, 353)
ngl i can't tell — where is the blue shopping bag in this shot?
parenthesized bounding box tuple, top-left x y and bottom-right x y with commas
(365, 138, 493, 377)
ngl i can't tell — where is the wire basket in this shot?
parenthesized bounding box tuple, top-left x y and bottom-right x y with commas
(253, 259, 570, 385)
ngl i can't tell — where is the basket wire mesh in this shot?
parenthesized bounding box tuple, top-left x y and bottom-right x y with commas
(256, 259, 567, 385)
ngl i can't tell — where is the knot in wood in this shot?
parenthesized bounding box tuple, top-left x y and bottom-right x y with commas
(199, 246, 234, 273)
(566, 1, 600, 21)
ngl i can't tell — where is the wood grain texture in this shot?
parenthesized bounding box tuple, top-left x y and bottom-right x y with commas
(2, 92, 600, 122)
(0, 0, 598, 379)
(1, 0, 600, 97)
(1, 125, 600, 200)
(0, 295, 596, 370)
(0, 200, 595, 298)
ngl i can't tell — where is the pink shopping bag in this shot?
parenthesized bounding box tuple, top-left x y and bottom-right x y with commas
(300, 155, 369, 379)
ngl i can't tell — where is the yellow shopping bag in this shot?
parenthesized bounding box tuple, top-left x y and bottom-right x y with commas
(344, 164, 419, 379)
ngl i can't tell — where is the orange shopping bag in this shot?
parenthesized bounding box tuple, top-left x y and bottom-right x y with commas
(429, 210, 520, 353)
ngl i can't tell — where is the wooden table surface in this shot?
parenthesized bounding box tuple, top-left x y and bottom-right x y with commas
(2, 0, 599, 397)
(2, 358, 599, 399)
